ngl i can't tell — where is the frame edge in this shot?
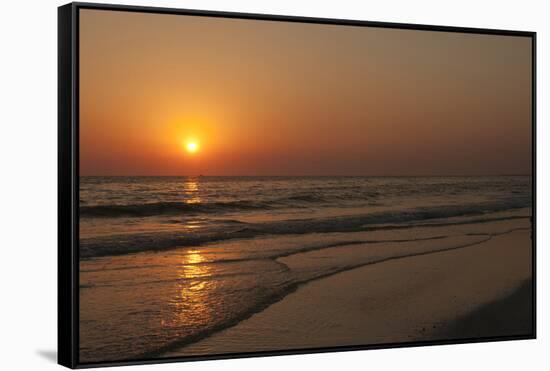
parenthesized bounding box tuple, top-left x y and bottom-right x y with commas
(58, 2, 78, 369)
(72, 1, 535, 36)
(64, 2, 537, 368)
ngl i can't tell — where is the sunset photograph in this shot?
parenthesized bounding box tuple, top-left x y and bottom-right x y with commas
(77, 8, 533, 363)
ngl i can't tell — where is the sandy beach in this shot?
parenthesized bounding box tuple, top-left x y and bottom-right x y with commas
(170, 223, 532, 357)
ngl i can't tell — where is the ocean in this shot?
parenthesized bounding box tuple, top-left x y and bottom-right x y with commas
(79, 176, 532, 362)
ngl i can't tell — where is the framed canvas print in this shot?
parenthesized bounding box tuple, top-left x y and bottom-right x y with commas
(58, 2, 536, 368)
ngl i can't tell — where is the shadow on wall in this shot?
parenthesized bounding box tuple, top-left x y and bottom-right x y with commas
(36, 350, 57, 363)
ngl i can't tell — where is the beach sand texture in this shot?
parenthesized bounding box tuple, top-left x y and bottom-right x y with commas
(172, 225, 532, 356)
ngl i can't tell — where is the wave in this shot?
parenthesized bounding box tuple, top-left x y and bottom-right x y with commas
(80, 200, 272, 218)
(80, 199, 531, 258)
(79, 192, 384, 219)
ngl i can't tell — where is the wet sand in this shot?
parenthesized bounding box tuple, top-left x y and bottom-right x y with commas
(171, 227, 532, 356)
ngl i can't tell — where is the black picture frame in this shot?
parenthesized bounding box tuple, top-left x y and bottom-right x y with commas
(58, 2, 537, 368)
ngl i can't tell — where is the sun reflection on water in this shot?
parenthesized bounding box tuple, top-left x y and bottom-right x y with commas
(179, 250, 209, 279)
(161, 249, 216, 329)
(183, 178, 201, 204)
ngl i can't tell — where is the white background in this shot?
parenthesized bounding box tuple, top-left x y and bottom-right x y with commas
(0, 0, 547, 369)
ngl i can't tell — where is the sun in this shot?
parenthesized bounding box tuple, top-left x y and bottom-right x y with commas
(185, 141, 199, 154)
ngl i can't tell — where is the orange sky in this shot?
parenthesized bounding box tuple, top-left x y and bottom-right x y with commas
(79, 9, 532, 176)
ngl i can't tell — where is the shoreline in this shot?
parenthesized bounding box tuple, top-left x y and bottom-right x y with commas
(169, 227, 532, 357)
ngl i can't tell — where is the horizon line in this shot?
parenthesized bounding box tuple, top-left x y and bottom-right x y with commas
(79, 174, 532, 178)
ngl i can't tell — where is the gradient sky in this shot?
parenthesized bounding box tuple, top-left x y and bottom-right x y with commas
(79, 9, 532, 176)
